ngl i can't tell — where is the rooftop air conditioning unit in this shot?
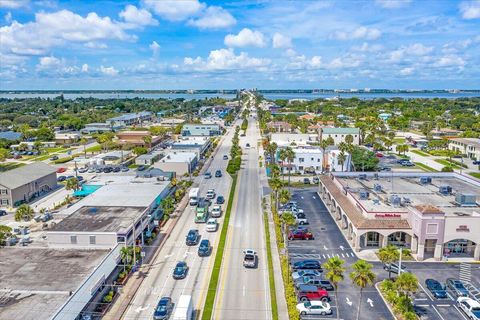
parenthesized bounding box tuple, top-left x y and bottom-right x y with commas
(455, 193, 477, 206)
(359, 174, 367, 180)
(390, 195, 402, 208)
(420, 176, 432, 185)
(374, 184, 382, 192)
(359, 190, 369, 200)
(373, 173, 379, 180)
(439, 185, 452, 195)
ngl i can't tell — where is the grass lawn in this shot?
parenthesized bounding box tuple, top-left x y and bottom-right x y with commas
(0, 162, 25, 172)
(393, 138, 405, 144)
(469, 173, 480, 179)
(411, 149, 429, 157)
(31, 154, 53, 161)
(414, 162, 438, 172)
(85, 145, 102, 153)
(435, 159, 462, 169)
(263, 212, 279, 320)
(46, 147, 69, 153)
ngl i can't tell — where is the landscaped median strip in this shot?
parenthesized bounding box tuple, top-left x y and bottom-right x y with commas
(264, 211, 279, 320)
(414, 162, 438, 172)
(201, 174, 238, 320)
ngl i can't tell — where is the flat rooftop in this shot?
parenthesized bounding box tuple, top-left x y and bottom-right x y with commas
(0, 248, 107, 320)
(336, 174, 480, 217)
(160, 151, 197, 162)
(51, 206, 145, 232)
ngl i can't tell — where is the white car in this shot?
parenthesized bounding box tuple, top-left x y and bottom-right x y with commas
(210, 205, 222, 218)
(457, 297, 480, 319)
(206, 189, 215, 200)
(206, 218, 218, 232)
(296, 301, 332, 316)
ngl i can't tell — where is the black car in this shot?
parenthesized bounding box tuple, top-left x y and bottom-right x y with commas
(113, 167, 121, 172)
(77, 176, 84, 181)
(425, 279, 447, 299)
(473, 160, 480, 165)
(292, 260, 322, 271)
(50, 155, 59, 161)
(216, 196, 225, 204)
(446, 278, 469, 297)
(0, 210, 7, 216)
(186, 229, 200, 246)
(215, 170, 222, 178)
(223, 155, 228, 160)
(57, 176, 67, 182)
(103, 167, 112, 173)
(173, 261, 188, 279)
(153, 297, 173, 320)
(303, 178, 311, 184)
(312, 177, 319, 184)
(198, 239, 212, 257)
(137, 165, 147, 171)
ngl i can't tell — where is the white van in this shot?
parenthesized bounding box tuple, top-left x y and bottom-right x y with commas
(172, 295, 193, 320)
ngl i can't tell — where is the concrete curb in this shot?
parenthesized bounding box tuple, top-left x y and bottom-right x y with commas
(374, 282, 398, 320)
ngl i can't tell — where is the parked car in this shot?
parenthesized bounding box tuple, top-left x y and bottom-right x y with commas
(88, 167, 96, 173)
(401, 161, 415, 167)
(56, 167, 66, 173)
(215, 170, 222, 178)
(313, 176, 319, 184)
(296, 217, 308, 225)
(204, 172, 212, 179)
(103, 167, 113, 173)
(198, 239, 211, 257)
(223, 155, 228, 160)
(210, 205, 222, 218)
(173, 261, 188, 280)
(57, 176, 67, 182)
(425, 279, 448, 299)
(288, 229, 314, 240)
(78, 167, 88, 173)
(206, 218, 218, 232)
(137, 165, 147, 171)
(0, 210, 7, 216)
(95, 168, 103, 173)
(216, 195, 225, 204)
(296, 301, 332, 316)
(383, 263, 408, 274)
(77, 176, 84, 181)
(121, 167, 129, 172)
(303, 178, 311, 184)
(185, 229, 200, 246)
(112, 166, 121, 172)
(292, 270, 322, 281)
(153, 297, 173, 320)
(297, 284, 329, 302)
(473, 160, 480, 165)
(446, 278, 469, 297)
(375, 152, 384, 158)
(295, 277, 334, 291)
(292, 260, 322, 271)
(457, 297, 480, 319)
(206, 189, 215, 199)
(50, 155, 59, 161)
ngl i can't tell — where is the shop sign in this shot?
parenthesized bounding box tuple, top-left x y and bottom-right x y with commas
(375, 213, 401, 218)
(456, 225, 470, 232)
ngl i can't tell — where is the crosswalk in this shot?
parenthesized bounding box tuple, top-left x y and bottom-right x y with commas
(290, 251, 356, 260)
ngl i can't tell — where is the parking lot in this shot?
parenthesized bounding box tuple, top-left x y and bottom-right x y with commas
(287, 188, 393, 320)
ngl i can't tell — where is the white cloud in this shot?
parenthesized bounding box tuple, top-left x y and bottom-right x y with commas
(183, 48, 270, 71)
(287, 54, 323, 69)
(375, 0, 411, 8)
(100, 65, 119, 76)
(272, 33, 292, 48)
(435, 55, 466, 67)
(150, 40, 160, 57)
(143, 0, 204, 21)
(351, 42, 383, 52)
(84, 42, 108, 49)
(399, 67, 414, 75)
(331, 26, 382, 41)
(35, 55, 83, 76)
(0, 0, 29, 9)
(188, 6, 236, 29)
(119, 4, 158, 27)
(325, 56, 361, 69)
(224, 28, 266, 48)
(4, 11, 11, 23)
(387, 43, 434, 62)
(81, 64, 89, 72)
(36, 56, 63, 71)
(460, 1, 480, 19)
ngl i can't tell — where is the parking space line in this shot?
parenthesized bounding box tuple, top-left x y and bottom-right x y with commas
(453, 305, 468, 320)
(341, 253, 344, 257)
(432, 305, 445, 320)
(418, 282, 434, 301)
(322, 254, 326, 259)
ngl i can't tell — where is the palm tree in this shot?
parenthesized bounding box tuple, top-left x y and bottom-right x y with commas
(120, 246, 133, 271)
(281, 211, 297, 243)
(338, 142, 348, 153)
(14, 204, 34, 222)
(65, 177, 80, 191)
(278, 149, 288, 179)
(395, 272, 418, 298)
(269, 178, 283, 209)
(79, 137, 88, 157)
(320, 140, 329, 171)
(278, 189, 291, 206)
(378, 245, 400, 279)
(345, 134, 354, 145)
(161, 196, 175, 218)
(142, 135, 152, 148)
(285, 147, 295, 186)
(269, 164, 281, 179)
(266, 142, 278, 165)
(338, 152, 347, 172)
(350, 260, 376, 320)
(324, 257, 346, 319)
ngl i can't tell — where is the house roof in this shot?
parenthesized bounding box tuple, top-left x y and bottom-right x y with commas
(321, 127, 360, 135)
(0, 162, 57, 190)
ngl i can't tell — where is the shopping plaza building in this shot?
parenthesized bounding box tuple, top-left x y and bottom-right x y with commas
(318, 172, 480, 261)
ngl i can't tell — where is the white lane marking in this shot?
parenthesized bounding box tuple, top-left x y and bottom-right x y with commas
(134, 305, 150, 313)
(322, 254, 326, 259)
(341, 253, 344, 258)
(418, 282, 434, 301)
(339, 245, 344, 250)
(243, 285, 246, 297)
(323, 245, 328, 250)
(301, 196, 304, 199)
(367, 298, 374, 307)
(436, 304, 450, 307)
(432, 305, 446, 320)
(414, 298, 428, 301)
(346, 297, 352, 306)
(327, 254, 331, 258)
(453, 305, 469, 320)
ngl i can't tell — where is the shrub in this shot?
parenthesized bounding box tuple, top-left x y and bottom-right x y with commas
(441, 166, 454, 172)
(53, 156, 73, 164)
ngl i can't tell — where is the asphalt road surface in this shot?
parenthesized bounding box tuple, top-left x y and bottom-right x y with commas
(213, 113, 272, 319)
(120, 128, 234, 320)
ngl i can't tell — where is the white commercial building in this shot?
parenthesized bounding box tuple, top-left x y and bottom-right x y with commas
(279, 147, 351, 174)
(270, 133, 318, 148)
(320, 127, 360, 145)
(153, 151, 198, 176)
(448, 138, 480, 160)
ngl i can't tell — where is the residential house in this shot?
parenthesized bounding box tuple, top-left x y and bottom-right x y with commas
(135, 152, 162, 165)
(55, 132, 80, 145)
(320, 127, 360, 145)
(108, 111, 152, 127)
(267, 121, 292, 133)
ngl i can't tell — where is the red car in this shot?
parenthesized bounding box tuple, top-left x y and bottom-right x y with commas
(56, 167, 67, 173)
(288, 229, 314, 240)
(375, 152, 384, 158)
(297, 285, 329, 302)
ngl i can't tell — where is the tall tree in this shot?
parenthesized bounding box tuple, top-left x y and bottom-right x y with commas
(65, 177, 80, 191)
(338, 152, 347, 172)
(324, 256, 346, 320)
(395, 272, 418, 298)
(285, 147, 295, 186)
(350, 260, 376, 320)
(278, 148, 288, 180)
(278, 188, 291, 206)
(14, 204, 34, 222)
(378, 245, 400, 279)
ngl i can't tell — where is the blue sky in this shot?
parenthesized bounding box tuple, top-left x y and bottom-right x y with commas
(1, 0, 479, 90)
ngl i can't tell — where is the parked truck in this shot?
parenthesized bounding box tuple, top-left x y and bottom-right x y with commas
(189, 188, 200, 206)
(172, 295, 193, 320)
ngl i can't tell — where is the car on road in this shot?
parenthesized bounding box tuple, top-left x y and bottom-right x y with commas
(216, 195, 225, 204)
(153, 297, 173, 320)
(425, 279, 447, 299)
(185, 229, 200, 246)
(210, 205, 222, 218)
(198, 239, 212, 257)
(243, 249, 257, 268)
(296, 301, 332, 316)
(57, 176, 67, 182)
(292, 260, 322, 271)
(303, 178, 311, 184)
(206, 189, 216, 199)
(215, 170, 222, 178)
(78, 167, 88, 173)
(295, 277, 334, 291)
(223, 155, 228, 160)
(288, 229, 314, 240)
(204, 172, 212, 179)
(50, 155, 59, 161)
(457, 297, 480, 319)
(297, 284, 329, 302)
(245, 143, 250, 148)
(206, 218, 218, 232)
(446, 278, 469, 297)
(383, 263, 408, 274)
(292, 270, 322, 281)
(173, 261, 188, 280)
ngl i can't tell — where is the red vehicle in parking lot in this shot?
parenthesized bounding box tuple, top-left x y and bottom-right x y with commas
(375, 152, 384, 158)
(297, 285, 329, 302)
(288, 229, 314, 240)
(56, 167, 67, 173)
